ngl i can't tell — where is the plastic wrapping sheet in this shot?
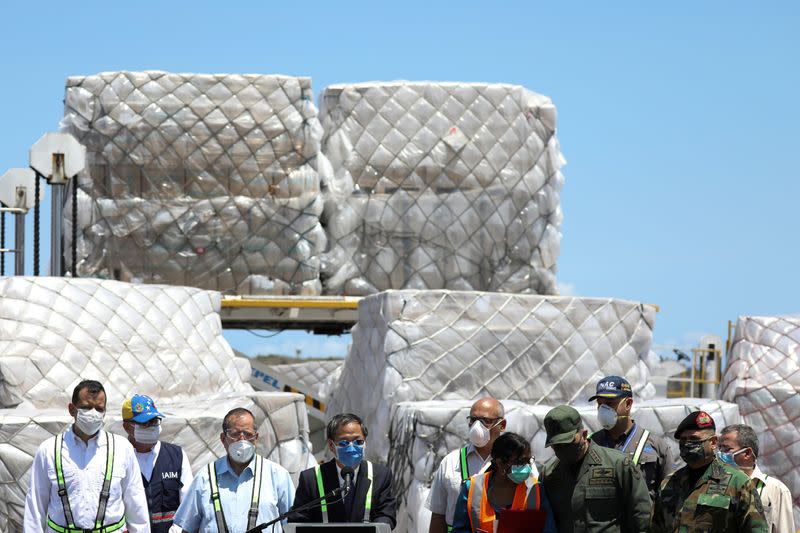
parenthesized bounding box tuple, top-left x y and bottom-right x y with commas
(720, 315, 800, 526)
(0, 391, 315, 531)
(328, 290, 657, 458)
(0, 277, 251, 409)
(387, 398, 741, 533)
(319, 82, 565, 295)
(60, 71, 328, 294)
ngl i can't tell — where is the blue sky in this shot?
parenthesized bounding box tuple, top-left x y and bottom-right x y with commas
(0, 3, 797, 359)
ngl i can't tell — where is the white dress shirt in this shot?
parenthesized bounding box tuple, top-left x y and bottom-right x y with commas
(751, 465, 796, 533)
(426, 444, 491, 524)
(24, 427, 150, 533)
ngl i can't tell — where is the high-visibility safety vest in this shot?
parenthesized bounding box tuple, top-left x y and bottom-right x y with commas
(445, 447, 473, 532)
(47, 432, 126, 533)
(315, 461, 374, 523)
(466, 471, 541, 533)
(590, 425, 652, 466)
(208, 454, 264, 533)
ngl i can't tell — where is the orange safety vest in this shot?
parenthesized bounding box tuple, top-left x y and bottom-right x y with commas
(466, 471, 541, 533)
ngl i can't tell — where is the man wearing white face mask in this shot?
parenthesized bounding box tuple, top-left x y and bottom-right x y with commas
(122, 394, 193, 533)
(24, 379, 150, 533)
(174, 407, 294, 533)
(588, 375, 672, 500)
(426, 397, 507, 533)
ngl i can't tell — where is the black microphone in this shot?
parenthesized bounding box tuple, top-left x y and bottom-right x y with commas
(341, 466, 355, 495)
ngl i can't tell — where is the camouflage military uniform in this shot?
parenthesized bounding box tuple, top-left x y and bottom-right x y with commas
(651, 457, 768, 533)
(541, 440, 651, 533)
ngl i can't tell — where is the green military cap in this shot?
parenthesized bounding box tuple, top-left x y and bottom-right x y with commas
(544, 405, 583, 447)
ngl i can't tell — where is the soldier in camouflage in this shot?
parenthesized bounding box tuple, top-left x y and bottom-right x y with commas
(540, 405, 651, 533)
(651, 410, 768, 533)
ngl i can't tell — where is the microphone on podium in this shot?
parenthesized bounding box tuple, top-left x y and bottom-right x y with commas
(341, 466, 355, 495)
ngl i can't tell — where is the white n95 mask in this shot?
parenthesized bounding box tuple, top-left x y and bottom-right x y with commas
(597, 404, 619, 430)
(229, 440, 256, 463)
(75, 408, 105, 436)
(469, 421, 491, 447)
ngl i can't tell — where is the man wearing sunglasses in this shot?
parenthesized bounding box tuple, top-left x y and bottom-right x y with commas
(121, 394, 193, 533)
(427, 397, 506, 533)
(651, 411, 767, 533)
(290, 413, 396, 527)
(174, 407, 295, 533)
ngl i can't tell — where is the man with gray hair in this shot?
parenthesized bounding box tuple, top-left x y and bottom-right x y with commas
(718, 424, 795, 533)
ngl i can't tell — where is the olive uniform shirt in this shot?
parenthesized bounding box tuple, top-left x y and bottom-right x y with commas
(540, 440, 651, 533)
(591, 421, 673, 500)
(651, 457, 768, 533)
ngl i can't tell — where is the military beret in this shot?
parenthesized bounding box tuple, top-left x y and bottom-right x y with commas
(674, 410, 716, 438)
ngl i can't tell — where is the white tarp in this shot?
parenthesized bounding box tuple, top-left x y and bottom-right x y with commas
(327, 290, 657, 458)
(61, 71, 329, 294)
(720, 315, 800, 527)
(0, 277, 315, 530)
(388, 398, 741, 533)
(0, 392, 314, 532)
(0, 277, 249, 409)
(319, 82, 564, 295)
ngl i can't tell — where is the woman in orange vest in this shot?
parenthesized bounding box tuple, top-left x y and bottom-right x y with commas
(451, 432, 556, 533)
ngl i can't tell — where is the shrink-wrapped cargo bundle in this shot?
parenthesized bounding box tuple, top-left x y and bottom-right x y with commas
(720, 315, 800, 527)
(61, 71, 328, 294)
(388, 398, 741, 533)
(327, 290, 658, 457)
(319, 82, 564, 295)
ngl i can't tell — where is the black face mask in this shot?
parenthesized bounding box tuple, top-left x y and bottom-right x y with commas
(679, 439, 709, 464)
(554, 438, 585, 465)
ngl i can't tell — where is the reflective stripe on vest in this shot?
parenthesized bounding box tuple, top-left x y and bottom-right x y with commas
(631, 429, 651, 466)
(757, 476, 768, 496)
(208, 454, 264, 533)
(315, 462, 374, 523)
(46, 432, 125, 533)
(460, 446, 470, 482)
(150, 511, 176, 524)
(467, 471, 540, 533)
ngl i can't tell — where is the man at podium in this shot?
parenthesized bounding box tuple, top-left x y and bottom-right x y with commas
(290, 413, 396, 528)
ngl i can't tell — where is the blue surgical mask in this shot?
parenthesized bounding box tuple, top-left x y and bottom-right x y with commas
(716, 448, 746, 467)
(508, 464, 532, 484)
(335, 442, 364, 468)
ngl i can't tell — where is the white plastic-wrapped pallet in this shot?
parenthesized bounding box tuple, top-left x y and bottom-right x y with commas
(327, 290, 657, 458)
(720, 315, 800, 527)
(0, 392, 314, 532)
(60, 71, 328, 294)
(319, 82, 565, 295)
(388, 398, 741, 533)
(0, 277, 250, 409)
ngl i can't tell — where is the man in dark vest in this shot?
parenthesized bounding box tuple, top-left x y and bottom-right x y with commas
(122, 394, 193, 533)
(588, 375, 673, 500)
(290, 413, 396, 527)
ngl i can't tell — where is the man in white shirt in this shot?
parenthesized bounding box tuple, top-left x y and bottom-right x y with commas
(426, 397, 506, 533)
(24, 379, 150, 533)
(718, 424, 795, 533)
(122, 394, 193, 533)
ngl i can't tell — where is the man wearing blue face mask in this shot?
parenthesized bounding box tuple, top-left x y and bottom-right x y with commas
(289, 413, 396, 527)
(122, 394, 193, 533)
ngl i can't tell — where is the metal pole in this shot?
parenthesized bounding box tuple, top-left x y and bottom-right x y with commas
(15, 212, 24, 275)
(50, 184, 64, 276)
(34, 172, 40, 276)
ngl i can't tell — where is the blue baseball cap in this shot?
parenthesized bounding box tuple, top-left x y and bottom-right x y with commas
(588, 375, 633, 402)
(121, 394, 165, 423)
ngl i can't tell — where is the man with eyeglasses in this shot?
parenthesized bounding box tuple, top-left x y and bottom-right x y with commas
(174, 407, 295, 533)
(24, 380, 150, 533)
(651, 411, 768, 533)
(121, 394, 193, 533)
(426, 397, 506, 533)
(717, 424, 793, 533)
(289, 413, 396, 527)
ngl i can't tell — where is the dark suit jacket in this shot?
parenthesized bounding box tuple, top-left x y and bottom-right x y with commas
(289, 459, 396, 528)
